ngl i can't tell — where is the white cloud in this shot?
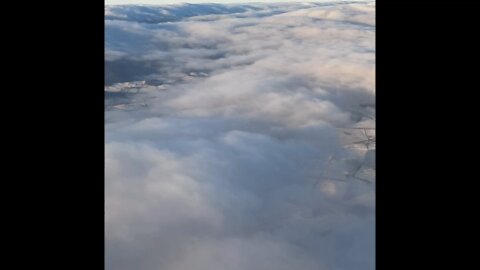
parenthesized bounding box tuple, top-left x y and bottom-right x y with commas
(105, 2, 375, 270)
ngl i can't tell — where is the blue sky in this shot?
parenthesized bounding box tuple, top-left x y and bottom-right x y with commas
(106, 0, 325, 5)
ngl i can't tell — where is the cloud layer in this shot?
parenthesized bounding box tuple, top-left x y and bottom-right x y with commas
(105, 1, 375, 270)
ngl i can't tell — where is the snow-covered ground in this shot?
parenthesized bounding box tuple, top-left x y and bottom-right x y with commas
(105, 2, 375, 270)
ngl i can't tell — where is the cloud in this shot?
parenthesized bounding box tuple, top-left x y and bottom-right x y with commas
(105, 1, 375, 270)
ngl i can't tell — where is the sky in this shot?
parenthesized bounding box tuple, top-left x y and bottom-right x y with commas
(105, 1, 375, 270)
(106, 0, 338, 5)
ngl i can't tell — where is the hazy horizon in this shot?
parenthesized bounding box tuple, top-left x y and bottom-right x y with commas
(105, 0, 362, 5)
